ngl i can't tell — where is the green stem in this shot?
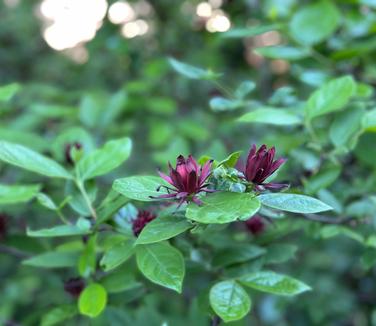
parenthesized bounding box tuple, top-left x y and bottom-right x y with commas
(309, 48, 332, 67)
(305, 118, 322, 150)
(56, 209, 70, 225)
(75, 180, 97, 220)
(211, 80, 234, 99)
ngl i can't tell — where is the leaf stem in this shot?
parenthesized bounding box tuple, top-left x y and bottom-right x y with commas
(56, 209, 70, 225)
(211, 80, 234, 99)
(75, 180, 97, 220)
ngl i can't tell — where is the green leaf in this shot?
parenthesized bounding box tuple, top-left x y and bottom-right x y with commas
(168, 57, 220, 80)
(259, 193, 332, 213)
(41, 305, 77, 326)
(329, 107, 365, 149)
(212, 245, 266, 268)
(0, 82, 20, 102)
(78, 235, 97, 277)
(136, 242, 185, 293)
(97, 190, 130, 223)
(235, 81, 256, 99)
(362, 109, 376, 130)
(305, 76, 356, 120)
(37, 193, 58, 210)
(100, 267, 141, 293)
(27, 224, 91, 238)
(303, 164, 341, 195)
(0, 141, 72, 179)
(221, 24, 279, 38)
(209, 97, 244, 112)
(239, 271, 311, 296)
(265, 244, 297, 264)
(100, 239, 135, 272)
(112, 176, 169, 202)
(289, 1, 340, 45)
(78, 283, 107, 318)
(186, 192, 261, 224)
(77, 137, 132, 180)
(218, 151, 242, 168)
(23, 251, 78, 268)
(0, 184, 40, 204)
(238, 107, 302, 126)
(254, 46, 310, 60)
(209, 280, 251, 323)
(136, 215, 192, 245)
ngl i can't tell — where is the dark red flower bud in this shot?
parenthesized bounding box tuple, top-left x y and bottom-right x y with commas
(65, 142, 82, 165)
(245, 215, 265, 235)
(64, 277, 85, 298)
(0, 214, 8, 240)
(244, 144, 288, 191)
(132, 210, 157, 237)
(154, 155, 214, 206)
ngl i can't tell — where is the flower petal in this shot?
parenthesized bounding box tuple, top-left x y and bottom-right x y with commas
(158, 170, 174, 186)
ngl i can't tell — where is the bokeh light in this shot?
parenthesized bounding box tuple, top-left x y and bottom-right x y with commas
(39, 0, 108, 51)
(108, 1, 136, 24)
(206, 10, 231, 33)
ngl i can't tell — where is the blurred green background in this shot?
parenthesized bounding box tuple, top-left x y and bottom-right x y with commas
(2, 0, 376, 325)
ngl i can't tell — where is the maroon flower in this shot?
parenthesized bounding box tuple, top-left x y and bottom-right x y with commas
(154, 155, 214, 206)
(245, 215, 265, 235)
(244, 144, 287, 191)
(64, 277, 85, 298)
(0, 214, 8, 240)
(65, 142, 82, 165)
(132, 210, 157, 236)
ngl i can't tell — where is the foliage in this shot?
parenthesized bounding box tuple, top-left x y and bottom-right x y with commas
(1, 0, 376, 325)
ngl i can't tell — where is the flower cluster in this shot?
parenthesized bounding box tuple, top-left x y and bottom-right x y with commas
(153, 144, 286, 206)
(132, 210, 157, 236)
(154, 155, 213, 206)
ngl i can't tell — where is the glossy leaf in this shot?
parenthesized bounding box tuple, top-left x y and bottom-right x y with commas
(112, 175, 169, 202)
(0, 141, 72, 179)
(77, 137, 132, 180)
(239, 271, 311, 296)
(186, 192, 261, 224)
(136, 215, 192, 245)
(136, 242, 185, 293)
(259, 193, 332, 213)
(27, 222, 91, 238)
(209, 280, 251, 323)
